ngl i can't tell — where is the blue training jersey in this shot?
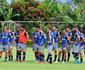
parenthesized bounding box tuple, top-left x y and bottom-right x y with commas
(74, 31, 81, 43)
(9, 32, 15, 43)
(80, 33, 85, 46)
(15, 31, 19, 43)
(38, 32, 46, 46)
(33, 32, 39, 44)
(52, 31, 59, 43)
(62, 33, 68, 47)
(66, 32, 72, 44)
(1, 32, 10, 45)
(48, 31, 53, 45)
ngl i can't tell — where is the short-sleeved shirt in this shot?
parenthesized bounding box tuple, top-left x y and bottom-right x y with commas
(52, 31, 59, 43)
(33, 32, 39, 44)
(66, 32, 72, 44)
(9, 32, 15, 43)
(1, 32, 10, 45)
(15, 31, 19, 43)
(62, 34, 68, 46)
(74, 31, 81, 43)
(38, 32, 46, 46)
(48, 31, 53, 45)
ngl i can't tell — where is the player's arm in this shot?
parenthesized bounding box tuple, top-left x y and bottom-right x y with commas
(58, 32, 61, 42)
(12, 32, 16, 45)
(68, 33, 72, 41)
(82, 35, 85, 42)
(84, 38, 85, 42)
(50, 32, 53, 43)
(77, 34, 81, 41)
(43, 33, 47, 45)
(25, 32, 29, 41)
(12, 32, 16, 40)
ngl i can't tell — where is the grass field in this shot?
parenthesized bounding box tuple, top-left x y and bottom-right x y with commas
(0, 48, 85, 70)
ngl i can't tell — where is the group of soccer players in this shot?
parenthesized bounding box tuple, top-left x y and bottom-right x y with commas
(32, 25, 85, 64)
(0, 26, 29, 62)
(0, 25, 85, 64)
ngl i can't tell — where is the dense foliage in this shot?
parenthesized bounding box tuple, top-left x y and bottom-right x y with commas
(0, 0, 85, 33)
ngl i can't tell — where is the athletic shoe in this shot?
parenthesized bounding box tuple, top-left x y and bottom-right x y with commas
(62, 61, 66, 64)
(54, 61, 59, 63)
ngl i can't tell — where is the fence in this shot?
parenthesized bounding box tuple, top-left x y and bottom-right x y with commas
(0, 21, 85, 33)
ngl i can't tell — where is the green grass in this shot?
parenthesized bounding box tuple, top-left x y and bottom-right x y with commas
(0, 48, 85, 70)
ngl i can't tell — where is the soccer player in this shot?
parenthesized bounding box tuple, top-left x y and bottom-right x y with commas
(46, 27, 53, 64)
(61, 30, 68, 63)
(65, 26, 72, 62)
(0, 33, 2, 59)
(1, 27, 10, 61)
(72, 26, 81, 64)
(38, 28, 46, 63)
(79, 29, 85, 63)
(15, 27, 20, 61)
(32, 26, 40, 62)
(52, 27, 60, 63)
(84, 33, 85, 54)
(18, 26, 29, 62)
(8, 29, 15, 61)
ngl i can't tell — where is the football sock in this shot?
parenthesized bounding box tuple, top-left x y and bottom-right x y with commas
(74, 53, 79, 62)
(46, 54, 50, 62)
(9, 56, 11, 61)
(0, 56, 1, 59)
(64, 57, 66, 62)
(5, 56, 7, 62)
(49, 54, 52, 64)
(10, 55, 13, 61)
(16, 51, 19, 61)
(67, 52, 70, 62)
(18, 51, 21, 61)
(40, 54, 44, 62)
(80, 58, 83, 63)
(62, 52, 64, 61)
(53, 55, 57, 62)
(23, 52, 26, 61)
(35, 52, 39, 61)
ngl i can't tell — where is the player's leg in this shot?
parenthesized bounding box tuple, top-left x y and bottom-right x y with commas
(46, 44, 53, 64)
(38, 46, 45, 63)
(35, 51, 39, 62)
(17, 43, 22, 62)
(46, 45, 50, 62)
(53, 49, 57, 62)
(0, 51, 2, 59)
(53, 43, 58, 62)
(67, 44, 71, 62)
(79, 44, 84, 63)
(10, 43, 14, 61)
(57, 49, 62, 62)
(72, 52, 79, 64)
(3, 45, 9, 62)
(61, 50, 64, 62)
(22, 43, 27, 61)
(67, 51, 70, 62)
(62, 47, 67, 63)
(16, 43, 19, 61)
(80, 50, 84, 63)
(0, 45, 3, 59)
(33, 44, 39, 62)
(72, 44, 79, 64)
(8, 43, 13, 61)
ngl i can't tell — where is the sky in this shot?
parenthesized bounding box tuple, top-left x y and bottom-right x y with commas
(6, 0, 12, 4)
(6, 0, 72, 4)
